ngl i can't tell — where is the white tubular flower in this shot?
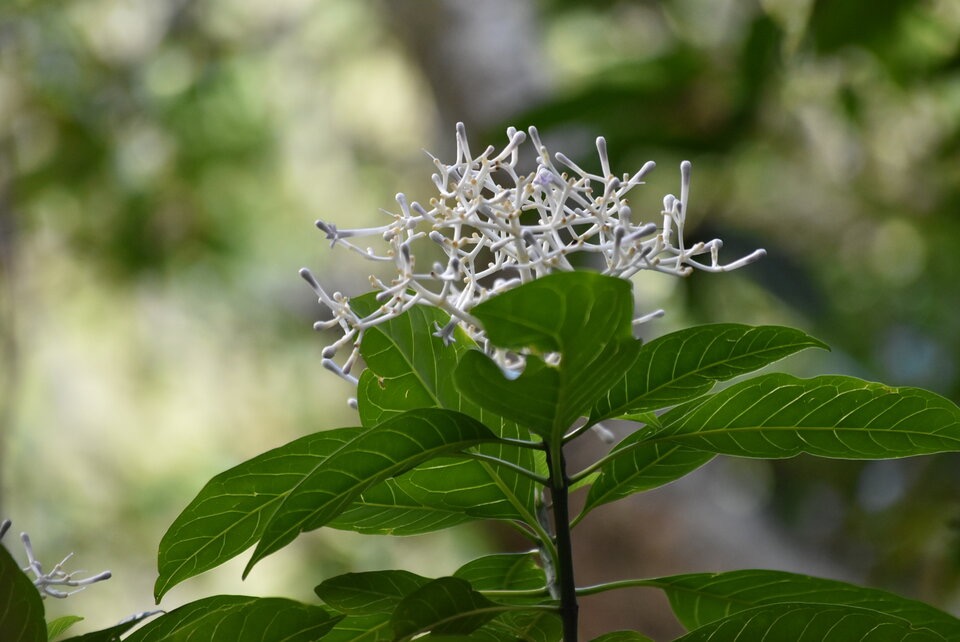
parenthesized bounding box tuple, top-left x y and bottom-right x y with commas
(1, 518, 112, 599)
(302, 123, 765, 386)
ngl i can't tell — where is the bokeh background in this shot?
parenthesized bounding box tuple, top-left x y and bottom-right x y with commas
(2, 0, 960, 639)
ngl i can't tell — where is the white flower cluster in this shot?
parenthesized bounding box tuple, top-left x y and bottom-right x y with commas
(300, 123, 764, 388)
(1, 518, 111, 599)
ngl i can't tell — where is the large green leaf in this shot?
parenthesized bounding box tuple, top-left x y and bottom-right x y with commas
(315, 570, 430, 615)
(321, 613, 392, 642)
(590, 324, 827, 422)
(156, 427, 358, 601)
(246, 408, 497, 576)
(674, 603, 945, 641)
(581, 439, 715, 516)
(648, 569, 960, 636)
(345, 296, 540, 535)
(652, 374, 960, 459)
(123, 596, 341, 642)
(156, 409, 495, 599)
(472, 610, 564, 642)
(0, 541, 45, 642)
(328, 474, 476, 535)
(454, 554, 559, 641)
(456, 272, 642, 441)
(390, 577, 516, 640)
(454, 553, 546, 592)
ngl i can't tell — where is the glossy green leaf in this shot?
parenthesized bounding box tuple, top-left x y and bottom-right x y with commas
(452, 554, 558, 640)
(47, 615, 83, 640)
(473, 610, 564, 642)
(674, 603, 945, 641)
(581, 439, 715, 515)
(0, 542, 45, 642)
(391, 577, 515, 640)
(315, 570, 430, 615)
(59, 611, 160, 642)
(454, 553, 546, 592)
(653, 374, 960, 459)
(589, 632, 654, 642)
(157, 409, 496, 598)
(649, 569, 960, 636)
(156, 426, 359, 601)
(123, 596, 341, 642)
(591, 324, 827, 422)
(328, 475, 476, 535)
(321, 613, 392, 642)
(469, 272, 634, 357)
(457, 272, 642, 441)
(350, 294, 460, 428)
(345, 295, 540, 535)
(246, 408, 497, 576)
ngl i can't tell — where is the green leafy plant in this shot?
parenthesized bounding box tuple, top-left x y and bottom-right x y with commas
(4, 125, 960, 641)
(144, 270, 960, 641)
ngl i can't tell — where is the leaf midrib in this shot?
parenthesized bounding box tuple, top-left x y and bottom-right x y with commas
(601, 340, 822, 420)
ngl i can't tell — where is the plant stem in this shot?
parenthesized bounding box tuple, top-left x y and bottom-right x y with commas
(547, 441, 578, 642)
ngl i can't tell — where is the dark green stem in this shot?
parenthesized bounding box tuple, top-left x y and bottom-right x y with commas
(547, 442, 578, 642)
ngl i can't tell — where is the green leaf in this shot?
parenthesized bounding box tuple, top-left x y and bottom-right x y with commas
(589, 633, 654, 642)
(453, 554, 558, 641)
(328, 475, 476, 535)
(157, 409, 496, 598)
(653, 374, 960, 459)
(457, 272, 642, 441)
(581, 439, 715, 515)
(59, 611, 161, 642)
(454, 553, 546, 592)
(650, 569, 960, 636)
(315, 570, 430, 615)
(123, 596, 341, 642)
(345, 295, 540, 535)
(47, 615, 83, 640)
(591, 324, 827, 422)
(674, 603, 946, 641)
(246, 408, 497, 576)
(0, 541, 45, 642)
(351, 294, 460, 428)
(156, 426, 359, 601)
(469, 272, 634, 356)
(321, 613, 392, 642)
(390, 577, 513, 640)
(473, 610, 564, 642)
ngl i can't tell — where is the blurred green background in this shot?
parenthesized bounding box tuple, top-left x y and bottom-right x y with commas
(2, 0, 959, 639)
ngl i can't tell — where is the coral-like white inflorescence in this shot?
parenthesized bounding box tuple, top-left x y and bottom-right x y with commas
(300, 123, 764, 388)
(1, 518, 112, 599)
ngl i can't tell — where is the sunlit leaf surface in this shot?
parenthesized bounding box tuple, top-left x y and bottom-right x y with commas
(315, 570, 430, 615)
(653, 374, 960, 459)
(649, 569, 960, 636)
(457, 272, 642, 441)
(591, 324, 827, 422)
(156, 409, 494, 598)
(345, 296, 539, 535)
(247, 408, 496, 575)
(123, 596, 341, 642)
(673, 602, 946, 641)
(582, 440, 714, 515)
(391, 577, 512, 640)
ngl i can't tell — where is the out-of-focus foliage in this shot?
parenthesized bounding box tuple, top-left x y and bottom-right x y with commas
(0, 0, 470, 634)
